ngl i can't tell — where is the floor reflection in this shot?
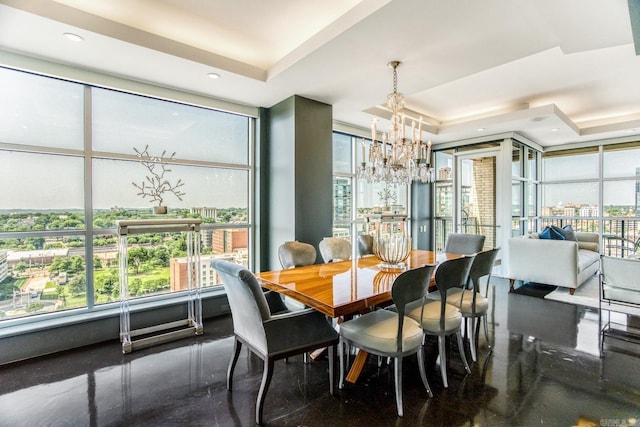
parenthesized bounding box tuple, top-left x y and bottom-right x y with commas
(0, 279, 639, 426)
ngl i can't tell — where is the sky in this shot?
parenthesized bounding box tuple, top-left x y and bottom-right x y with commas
(0, 151, 248, 210)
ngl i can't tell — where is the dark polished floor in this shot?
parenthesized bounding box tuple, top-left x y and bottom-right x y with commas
(1, 278, 640, 427)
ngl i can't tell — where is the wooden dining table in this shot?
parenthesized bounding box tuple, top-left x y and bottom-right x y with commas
(256, 249, 461, 382)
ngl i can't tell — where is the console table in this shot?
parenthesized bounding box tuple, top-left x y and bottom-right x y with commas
(117, 218, 203, 353)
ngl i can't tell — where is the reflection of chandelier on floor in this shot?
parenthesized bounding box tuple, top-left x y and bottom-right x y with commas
(358, 61, 435, 185)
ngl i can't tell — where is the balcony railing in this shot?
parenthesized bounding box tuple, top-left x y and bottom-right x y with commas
(434, 217, 496, 252)
(540, 217, 640, 258)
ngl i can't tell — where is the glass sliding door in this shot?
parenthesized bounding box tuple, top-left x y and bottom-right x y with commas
(455, 150, 499, 251)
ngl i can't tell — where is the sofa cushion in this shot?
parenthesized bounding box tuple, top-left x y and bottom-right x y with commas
(559, 225, 577, 241)
(577, 249, 600, 271)
(578, 241, 599, 252)
(539, 226, 565, 240)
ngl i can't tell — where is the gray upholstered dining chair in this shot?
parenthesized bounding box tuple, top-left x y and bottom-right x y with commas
(319, 237, 352, 263)
(357, 234, 374, 257)
(446, 248, 500, 362)
(275, 241, 318, 312)
(211, 259, 338, 425)
(444, 233, 486, 255)
(278, 241, 317, 269)
(407, 255, 474, 388)
(339, 264, 437, 417)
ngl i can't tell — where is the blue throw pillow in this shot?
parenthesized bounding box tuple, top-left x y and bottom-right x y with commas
(539, 226, 565, 240)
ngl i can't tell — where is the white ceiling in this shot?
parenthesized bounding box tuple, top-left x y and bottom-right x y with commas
(1, 0, 640, 148)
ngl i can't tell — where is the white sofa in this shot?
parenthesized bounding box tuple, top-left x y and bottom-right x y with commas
(507, 231, 600, 294)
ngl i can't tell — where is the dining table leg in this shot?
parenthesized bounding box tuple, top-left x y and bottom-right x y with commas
(345, 350, 369, 383)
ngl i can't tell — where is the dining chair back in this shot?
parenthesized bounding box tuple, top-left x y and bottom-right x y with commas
(339, 264, 437, 416)
(278, 241, 317, 269)
(211, 259, 338, 425)
(319, 237, 352, 263)
(409, 255, 474, 388)
(444, 233, 486, 255)
(357, 234, 374, 256)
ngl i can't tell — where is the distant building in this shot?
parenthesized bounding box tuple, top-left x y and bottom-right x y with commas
(0, 251, 8, 282)
(191, 207, 217, 219)
(6, 248, 69, 267)
(170, 254, 233, 291)
(200, 229, 213, 250)
(333, 178, 351, 221)
(212, 229, 248, 254)
(580, 205, 599, 217)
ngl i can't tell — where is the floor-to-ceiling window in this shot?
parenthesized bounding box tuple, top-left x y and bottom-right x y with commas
(512, 142, 540, 237)
(0, 67, 254, 322)
(541, 147, 599, 233)
(602, 143, 640, 257)
(331, 131, 409, 245)
(541, 142, 640, 257)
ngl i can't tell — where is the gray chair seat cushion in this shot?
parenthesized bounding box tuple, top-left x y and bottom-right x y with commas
(339, 309, 423, 354)
(447, 291, 489, 314)
(408, 300, 462, 333)
(425, 288, 462, 301)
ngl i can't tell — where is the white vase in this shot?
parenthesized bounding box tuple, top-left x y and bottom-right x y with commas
(374, 234, 411, 269)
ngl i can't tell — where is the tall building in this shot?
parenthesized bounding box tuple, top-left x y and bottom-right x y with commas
(333, 178, 351, 221)
(200, 229, 213, 251)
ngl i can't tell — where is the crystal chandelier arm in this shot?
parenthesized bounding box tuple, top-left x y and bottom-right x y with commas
(357, 60, 435, 185)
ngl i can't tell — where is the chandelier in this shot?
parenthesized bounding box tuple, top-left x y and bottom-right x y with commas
(358, 61, 434, 185)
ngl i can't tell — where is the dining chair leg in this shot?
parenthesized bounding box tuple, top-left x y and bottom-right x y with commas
(227, 338, 242, 390)
(483, 314, 491, 349)
(438, 335, 448, 388)
(456, 331, 472, 374)
(417, 347, 433, 398)
(328, 344, 335, 396)
(468, 317, 477, 362)
(394, 356, 404, 417)
(256, 357, 274, 425)
(338, 338, 346, 390)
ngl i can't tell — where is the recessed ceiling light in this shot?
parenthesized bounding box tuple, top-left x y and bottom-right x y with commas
(477, 127, 485, 131)
(551, 128, 559, 132)
(63, 32, 84, 42)
(207, 72, 221, 80)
